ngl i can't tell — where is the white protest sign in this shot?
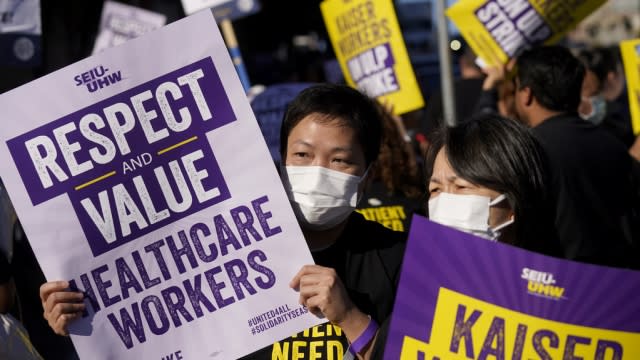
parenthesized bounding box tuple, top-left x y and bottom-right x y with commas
(0, 10, 322, 360)
(92, 1, 166, 54)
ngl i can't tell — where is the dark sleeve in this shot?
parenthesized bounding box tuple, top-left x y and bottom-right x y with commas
(0, 251, 10, 284)
(472, 88, 499, 115)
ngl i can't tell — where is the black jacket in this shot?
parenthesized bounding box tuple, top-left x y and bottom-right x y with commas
(243, 212, 406, 359)
(532, 114, 639, 268)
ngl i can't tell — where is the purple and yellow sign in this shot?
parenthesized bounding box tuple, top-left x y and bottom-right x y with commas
(320, 0, 424, 115)
(620, 38, 640, 135)
(385, 215, 640, 359)
(446, 0, 607, 67)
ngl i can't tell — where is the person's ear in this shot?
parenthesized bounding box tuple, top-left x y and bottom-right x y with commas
(522, 86, 534, 107)
(606, 71, 617, 85)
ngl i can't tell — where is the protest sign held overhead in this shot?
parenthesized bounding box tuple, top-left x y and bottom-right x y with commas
(0, 0, 41, 66)
(446, 0, 607, 67)
(0, 10, 323, 360)
(321, 0, 424, 115)
(92, 1, 167, 54)
(620, 39, 640, 135)
(384, 215, 640, 359)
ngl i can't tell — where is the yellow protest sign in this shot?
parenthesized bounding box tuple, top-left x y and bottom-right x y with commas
(446, 0, 607, 67)
(620, 38, 640, 135)
(400, 288, 640, 359)
(320, 0, 424, 115)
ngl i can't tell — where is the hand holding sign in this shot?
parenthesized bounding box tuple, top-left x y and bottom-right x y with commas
(290, 265, 354, 322)
(290, 264, 372, 352)
(40, 281, 85, 336)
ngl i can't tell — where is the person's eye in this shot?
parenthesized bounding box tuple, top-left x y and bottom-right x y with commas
(293, 152, 308, 158)
(332, 158, 351, 164)
(429, 187, 440, 194)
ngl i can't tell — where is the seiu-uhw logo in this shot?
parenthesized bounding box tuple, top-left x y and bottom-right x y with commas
(521, 267, 567, 300)
(74, 65, 123, 93)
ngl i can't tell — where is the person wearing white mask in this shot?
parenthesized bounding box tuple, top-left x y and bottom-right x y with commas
(39, 84, 406, 360)
(424, 113, 563, 256)
(256, 84, 406, 360)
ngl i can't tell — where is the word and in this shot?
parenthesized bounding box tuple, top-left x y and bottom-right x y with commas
(122, 152, 152, 174)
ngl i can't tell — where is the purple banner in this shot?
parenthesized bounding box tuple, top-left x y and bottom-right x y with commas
(6, 57, 236, 256)
(385, 215, 640, 359)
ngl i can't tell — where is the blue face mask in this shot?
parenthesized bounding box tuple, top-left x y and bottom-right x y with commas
(580, 95, 607, 125)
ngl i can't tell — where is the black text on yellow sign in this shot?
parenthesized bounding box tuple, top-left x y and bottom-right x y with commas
(401, 288, 639, 359)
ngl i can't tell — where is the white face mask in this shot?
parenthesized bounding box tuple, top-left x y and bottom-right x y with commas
(281, 166, 366, 231)
(580, 95, 607, 125)
(428, 193, 514, 241)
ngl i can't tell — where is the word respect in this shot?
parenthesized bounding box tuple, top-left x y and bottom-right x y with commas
(24, 68, 211, 189)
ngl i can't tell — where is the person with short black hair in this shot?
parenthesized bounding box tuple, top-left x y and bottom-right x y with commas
(515, 46, 584, 121)
(424, 113, 562, 257)
(513, 45, 639, 268)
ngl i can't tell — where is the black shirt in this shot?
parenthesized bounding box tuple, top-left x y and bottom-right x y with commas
(357, 181, 424, 233)
(600, 97, 635, 148)
(242, 212, 406, 359)
(532, 114, 639, 268)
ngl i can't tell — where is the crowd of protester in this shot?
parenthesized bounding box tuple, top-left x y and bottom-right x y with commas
(1, 21, 640, 360)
